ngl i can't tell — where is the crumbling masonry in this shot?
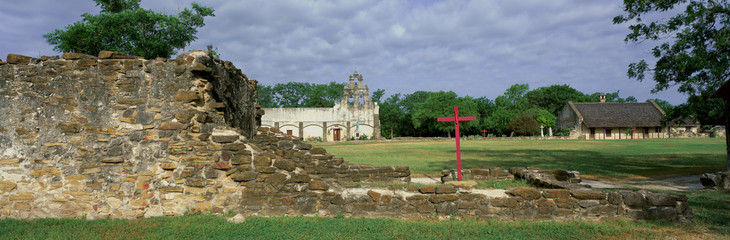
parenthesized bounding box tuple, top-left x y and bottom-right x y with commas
(0, 52, 690, 222)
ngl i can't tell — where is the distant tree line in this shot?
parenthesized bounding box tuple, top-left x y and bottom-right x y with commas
(258, 82, 691, 138)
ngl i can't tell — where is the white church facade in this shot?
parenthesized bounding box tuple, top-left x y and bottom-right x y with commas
(261, 71, 381, 141)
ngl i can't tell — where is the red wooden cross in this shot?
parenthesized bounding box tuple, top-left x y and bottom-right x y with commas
(482, 129, 487, 138)
(437, 106, 476, 181)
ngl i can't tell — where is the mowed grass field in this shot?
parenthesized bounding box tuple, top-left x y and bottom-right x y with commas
(315, 138, 726, 180)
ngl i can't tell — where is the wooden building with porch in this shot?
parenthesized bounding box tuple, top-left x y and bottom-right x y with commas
(556, 96, 669, 140)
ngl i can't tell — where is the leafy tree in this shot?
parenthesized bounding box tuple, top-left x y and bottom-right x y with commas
(411, 91, 479, 137)
(534, 109, 557, 128)
(526, 84, 587, 115)
(502, 83, 530, 107)
(379, 94, 410, 138)
(623, 96, 638, 102)
(272, 82, 313, 107)
(582, 90, 636, 103)
(258, 82, 345, 108)
(484, 108, 518, 136)
(613, 0, 727, 125)
(371, 89, 386, 103)
(648, 98, 674, 113)
(257, 85, 278, 108)
(474, 97, 496, 133)
(507, 115, 540, 136)
(44, 0, 215, 59)
(303, 82, 345, 107)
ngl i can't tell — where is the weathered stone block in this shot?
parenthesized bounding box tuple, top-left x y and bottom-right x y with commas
(435, 186, 456, 194)
(253, 156, 271, 167)
(174, 91, 199, 102)
(418, 187, 436, 194)
(211, 130, 240, 143)
(472, 168, 490, 176)
(535, 198, 556, 208)
(230, 171, 257, 182)
(278, 140, 294, 150)
(6, 54, 31, 64)
(58, 122, 82, 133)
(29, 168, 61, 177)
(295, 143, 313, 150)
(621, 192, 646, 208)
(290, 174, 311, 183)
(310, 147, 327, 155)
(353, 203, 376, 212)
(435, 202, 458, 214)
(367, 190, 382, 202)
(490, 197, 520, 208)
(330, 195, 345, 205)
(429, 194, 458, 204)
(507, 188, 541, 200)
(0, 181, 17, 192)
(98, 51, 137, 59)
(570, 189, 606, 200)
(77, 58, 97, 67)
(231, 156, 251, 165)
(101, 157, 124, 163)
(395, 166, 409, 173)
(160, 122, 188, 130)
(542, 189, 570, 199)
(578, 200, 600, 208)
(274, 159, 296, 171)
(211, 161, 231, 170)
(160, 163, 177, 170)
(607, 192, 623, 205)
(224, 143, 248, 152)
(646, 194, 677, 207)
(117, 99, 146, 105)
(415, 203, 436, 213)
(186, 178, 205, 187)
(256, 167, 277, 173)
(62, 52, 95, 60)
(648, 207, 677, 221)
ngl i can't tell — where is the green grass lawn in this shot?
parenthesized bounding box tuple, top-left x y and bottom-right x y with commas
(316, 138, 726, 179)
(0, 214, 692, 239)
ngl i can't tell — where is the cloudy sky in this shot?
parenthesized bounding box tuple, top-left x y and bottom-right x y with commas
(0, 0, 688, 104)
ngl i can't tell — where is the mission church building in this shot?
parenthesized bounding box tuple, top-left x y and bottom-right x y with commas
(556, 95, 670, 140)
(261, 71, 380, 141)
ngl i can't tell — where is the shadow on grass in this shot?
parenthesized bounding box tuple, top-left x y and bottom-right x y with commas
(430, 149, 724, 179)
(689, 189, 730, 235)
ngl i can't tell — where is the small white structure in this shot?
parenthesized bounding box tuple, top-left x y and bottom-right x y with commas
(261, 71, 380, 141)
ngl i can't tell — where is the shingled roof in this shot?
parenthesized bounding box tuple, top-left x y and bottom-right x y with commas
(570, 102, 665, 128)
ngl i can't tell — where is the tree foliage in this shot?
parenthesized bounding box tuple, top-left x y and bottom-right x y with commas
(526, 84, 586, 115)
(257, 82, 345, 108)
(614, 0, 727, 125)
(411, 91, 480, 136)
(44, 0, 215, 59)
(508, 115, 540, 136)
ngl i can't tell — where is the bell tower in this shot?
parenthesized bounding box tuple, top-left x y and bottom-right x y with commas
(341, 71, 371, 107)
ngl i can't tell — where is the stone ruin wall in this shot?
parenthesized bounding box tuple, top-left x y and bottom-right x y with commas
(0, 52, 690, 223)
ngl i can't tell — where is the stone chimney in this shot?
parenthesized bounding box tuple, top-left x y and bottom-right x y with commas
(599, 94, 606, 103)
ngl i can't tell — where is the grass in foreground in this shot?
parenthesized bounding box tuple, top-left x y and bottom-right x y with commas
(316, 138, 725, 179)
(0, 214, 671, 240)
(0, 190, 726, 239)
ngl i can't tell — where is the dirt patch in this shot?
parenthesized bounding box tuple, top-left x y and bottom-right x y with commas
(584, 175, 705, 191)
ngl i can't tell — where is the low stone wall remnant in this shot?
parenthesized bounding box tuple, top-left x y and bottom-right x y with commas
(0, 51, 690, 223)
